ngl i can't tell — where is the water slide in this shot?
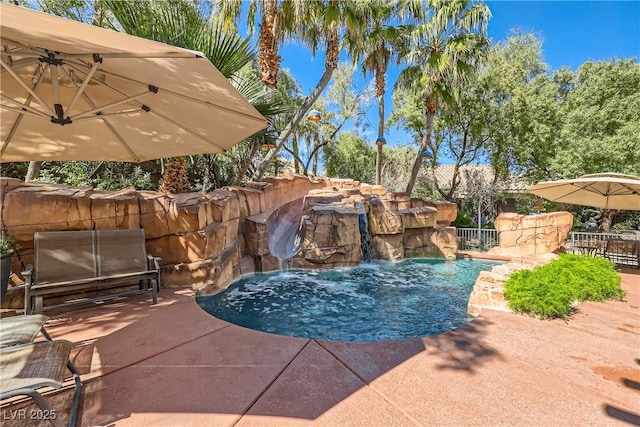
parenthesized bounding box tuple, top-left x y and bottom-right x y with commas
(267, 197, 306, 263)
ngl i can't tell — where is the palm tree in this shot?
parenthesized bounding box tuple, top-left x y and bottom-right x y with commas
(396, 0, 490, 194)
(105, 0, 289, 188)
(346, 0, 400, 185)
(215, 0, 291, 89)
(253, 0, 367, 180)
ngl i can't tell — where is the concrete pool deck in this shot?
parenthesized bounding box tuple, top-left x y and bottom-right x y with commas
(1, 271, 638, 426)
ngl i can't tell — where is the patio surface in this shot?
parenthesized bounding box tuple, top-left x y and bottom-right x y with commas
(2, 271, 639, 426)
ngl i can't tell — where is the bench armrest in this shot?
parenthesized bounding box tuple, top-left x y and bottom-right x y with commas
(147, 254, 161, 271)
(22, 264, 34, 283)
(23, 264, 34, 315)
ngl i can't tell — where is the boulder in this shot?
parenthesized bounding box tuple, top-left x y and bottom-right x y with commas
(372, 234, 404, 260)
(146, 222, 228, 265)
(242, 214, 270, 256)
(368, 198, 403, 235)
(423, 200, 457, 226)
(294, 204, 362, 266)
(390, 192, 412, 210)
(399, 206, 438, 229)
(207, 189, 240, 222)
(2, 183, 93, 241)
(224, 186, 264, 219)
(164, 244, 239, 293)
(489, 212, 573, 256)
(239, 255, 256, 275)
(90, 188, 140, 230)
(403, 226, 458, 259)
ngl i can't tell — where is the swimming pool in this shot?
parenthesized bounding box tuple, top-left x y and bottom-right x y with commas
(196, 258, 501, 342)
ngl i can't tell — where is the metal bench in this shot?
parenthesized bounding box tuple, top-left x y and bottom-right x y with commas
(604, 238, 639, 269)
(24, 229, 160, 314)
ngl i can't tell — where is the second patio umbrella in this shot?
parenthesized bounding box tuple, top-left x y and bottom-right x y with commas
(529, 172, 640, 211)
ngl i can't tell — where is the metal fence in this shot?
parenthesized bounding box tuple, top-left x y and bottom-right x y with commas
(567, 232, 639, 268)
(456, 228, 498, 252)
(456, 228, 639, 267)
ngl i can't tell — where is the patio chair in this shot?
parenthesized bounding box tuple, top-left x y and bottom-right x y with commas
(0, 316, 82, 427)
(0, 314, 49, 347)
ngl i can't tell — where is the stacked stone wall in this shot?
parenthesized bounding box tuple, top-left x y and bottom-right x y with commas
(1, 174, 458, 305)
(488, 212, 573, 257)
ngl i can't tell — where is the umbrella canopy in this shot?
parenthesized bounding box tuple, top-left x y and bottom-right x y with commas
(0, 4, 268, 162)
(529, 172, 640, 211)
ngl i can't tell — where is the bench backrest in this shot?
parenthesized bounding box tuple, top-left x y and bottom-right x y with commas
(34, 231, 96, 285)
(34, 229, 148, 284)
(605, 238, 638, 255)
(96, 229, 147, 276)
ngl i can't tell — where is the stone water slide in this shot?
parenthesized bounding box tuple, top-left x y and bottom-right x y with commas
(266, 197, 306, 264)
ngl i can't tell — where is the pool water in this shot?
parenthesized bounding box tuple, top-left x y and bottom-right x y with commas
(196, 258, 501, 342)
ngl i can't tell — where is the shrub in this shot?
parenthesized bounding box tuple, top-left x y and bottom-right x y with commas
(504, 254, 624, 320)
(0, 232, 18, 254)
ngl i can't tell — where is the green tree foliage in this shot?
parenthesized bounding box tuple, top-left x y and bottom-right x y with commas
(478, 31, 555, 179)
(324, 132, 375, 182)
(379, 144, 420, 193)
(395, 0, 491, 194)
(34, 162, 155, 191)
(481, 34, 639, 180)
(552, 59, 640, 177)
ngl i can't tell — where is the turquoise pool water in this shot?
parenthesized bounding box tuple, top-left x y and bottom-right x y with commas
(196, 258, 501, 342)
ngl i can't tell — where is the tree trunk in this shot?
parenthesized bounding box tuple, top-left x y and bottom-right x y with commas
(253, 66, 336, 180)
(405, 113, 434, 194)
(258, 0, 281, 88)
(601, 210, 616, 232)
(312, 135, 319, 176)
(376, 94, 384, 185)
(292, 135, 300, 173)
(231, 142, 261, 186)
(25, 161, 41, 182)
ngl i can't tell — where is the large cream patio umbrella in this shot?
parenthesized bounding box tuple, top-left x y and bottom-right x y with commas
(529, 172, 640, 211)
(0, 4, 268, 162)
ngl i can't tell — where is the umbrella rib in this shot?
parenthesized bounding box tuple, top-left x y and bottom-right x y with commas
(148, 109, 227, 152)
(1, 95, 50, 119)
(1, 64, 50, 155)
(65, 62, 100, 115)
(0, 55, 40, 73)
(72, 109, 142, 122)
(69, 91, 152, 120)
(64, 63, 249, 149)
(92, 67, 266, 123)
(74, 82, 140, 162)
(160, 86, 268, 123)
(0, 40, 198, 61)
(101, 118, 140, 162)
(0, 57, 56, 116)
(1, 104, 51, 120)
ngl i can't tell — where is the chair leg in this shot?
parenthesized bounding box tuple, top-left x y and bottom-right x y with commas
(25, 286, 31, 315)
(150, 279, 158, 305)
(23, 389, 66, 427)
(40, 328, 83, 427)
(67, 362, 82, 427)
(35, 296, 44, 314)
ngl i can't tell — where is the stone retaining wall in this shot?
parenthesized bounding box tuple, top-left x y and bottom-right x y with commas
(1, 174, 458, 306)
(488, 212, 573, 257)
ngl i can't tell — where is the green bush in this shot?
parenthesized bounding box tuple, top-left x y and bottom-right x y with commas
(504, 254, 624, 320)
(452, 211, 475, 228)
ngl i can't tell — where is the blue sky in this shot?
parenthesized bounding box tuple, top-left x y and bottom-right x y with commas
(273, 0, 640, 162)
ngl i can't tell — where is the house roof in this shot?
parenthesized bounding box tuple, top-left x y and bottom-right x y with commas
(422, 165, 530, 198)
